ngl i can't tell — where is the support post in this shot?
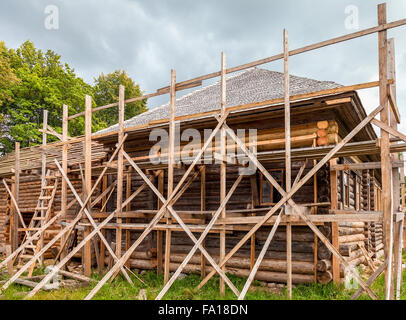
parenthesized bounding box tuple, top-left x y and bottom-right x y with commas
(11, 142, 20, 252)
(330, 159, 340, 284)
(39, 110, 47, 264)
(220, 52, 227, 296)
(116, 85, 125, 263)
(200, 165, 206, 278)
(157, 170, 164, 275)
(83, 95, 92, 277)
(164, 70, 176, 284)
(284, 29, 292, 299)
(378, 3, 393, 300)
(61, 104, 68, 263)
(125, 172, 131, 268)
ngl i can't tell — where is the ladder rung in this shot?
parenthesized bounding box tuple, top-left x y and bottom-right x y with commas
(42, 186, 54, 190)
(32, 217, 45, 220)
(39, 196, 52, 200)
(45, 175, 57, 179)
(36, 207, 48, 211)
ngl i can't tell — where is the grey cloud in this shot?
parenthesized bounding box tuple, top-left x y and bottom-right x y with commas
(0, 0, 405, 121)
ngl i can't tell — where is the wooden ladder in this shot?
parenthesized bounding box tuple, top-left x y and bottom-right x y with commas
(17, 172, 59, 276)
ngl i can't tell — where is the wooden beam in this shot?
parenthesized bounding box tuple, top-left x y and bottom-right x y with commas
(116, 85, 125, 263)
(164, 70, 176, 284)
(388, 86, 400, 124)
(331, 161, 403, 171)
(157, 170, 164, 275)
(219, 52, 227, 296)
(330, 159, 340, 285)
(83, 95, 92, 277)
(11, 142, 20, 251)
(61, 104, 68, 265)
(283, 29, 292, 298)
(378, 3, 393, 300)
(200, 165, 206, 278)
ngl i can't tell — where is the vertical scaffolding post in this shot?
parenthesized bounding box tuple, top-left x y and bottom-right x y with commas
(83, 95, 92, 277)
(283, 29, 292, 298)
(39, 110, 48, 264)
(10, 142, 20, 252)
(157, 170, 164, 275)
(116, 85, 125, 261)
(61, 104, 68, 263)
(200, 165, 206, 278)
(220, 52, 227, 296)
(330, 159, 340, 284)
(164, 69, 176, 284)
(387, 37, 402, 300)
(377, 3, 393, 300)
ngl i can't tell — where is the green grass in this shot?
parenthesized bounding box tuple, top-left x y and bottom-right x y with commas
(1, 252, 405, 300)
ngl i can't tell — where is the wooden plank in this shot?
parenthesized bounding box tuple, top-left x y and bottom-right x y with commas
(378, 3, 393, 300)
(61, 104, 68, 264)
(11, 142, 20, 251)
(331, 161, 403, 171)
(200, 165, 206, 278)
(216, 213, 382, 224)
(283, 29, 292, 298)
(125, 173, 131, 269)
(219, 52, 227, 296)
(5, 245, 13, 275)
(116, 85, 125, 263)
(164, 70, 176, 285)
(157, 170, 164, 275)
(388, 86, 400, 124)
(372, 119, 406, 144)
(83, 95, 92, 277)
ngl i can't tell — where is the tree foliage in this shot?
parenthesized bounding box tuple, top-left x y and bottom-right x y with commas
(93, 70, 147, 126)
(0, 41, 147, 155)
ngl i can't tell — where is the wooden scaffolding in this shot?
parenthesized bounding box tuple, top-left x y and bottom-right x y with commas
(1, 2, 406, 300)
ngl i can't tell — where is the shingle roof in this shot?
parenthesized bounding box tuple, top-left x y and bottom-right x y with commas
(96, 67, 342, 134)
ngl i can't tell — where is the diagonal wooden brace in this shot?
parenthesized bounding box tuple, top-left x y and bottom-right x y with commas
(24, 172, 155, 299)
(198, 106, 382, 298)
(156, 174, 245, 300)
(55, 161, 133, 284)
(123, 151, 240, 297)
(238, 208, 284, 300)
(84, 164, 204, 300)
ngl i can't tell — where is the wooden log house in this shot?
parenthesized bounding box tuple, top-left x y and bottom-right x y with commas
(0, 2, 405, 300)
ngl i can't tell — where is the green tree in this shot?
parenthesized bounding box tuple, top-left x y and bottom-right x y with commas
(93, 70, 147, 126)
(0, 41, 100, 154)
(0, 41, 19, 106)
(0, 41, 148, 155)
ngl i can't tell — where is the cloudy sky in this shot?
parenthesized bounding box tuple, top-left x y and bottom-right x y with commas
(1, 0, 406, 130)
